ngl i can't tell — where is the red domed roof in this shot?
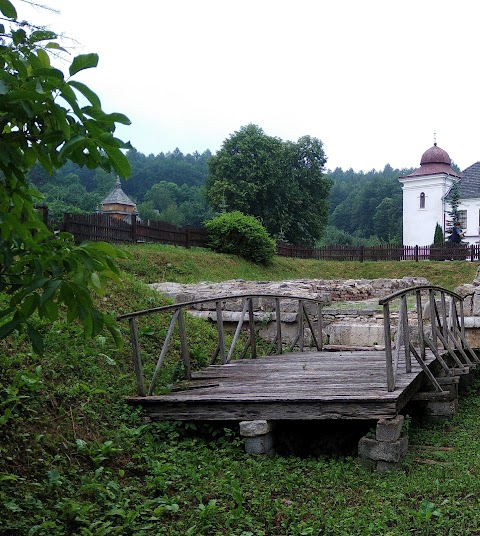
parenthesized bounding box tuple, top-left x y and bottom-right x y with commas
(420, 143, 451, 165)
(401, 143, 459, 180)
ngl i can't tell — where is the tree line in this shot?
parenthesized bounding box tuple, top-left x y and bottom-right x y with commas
(28, 126, 410, 246)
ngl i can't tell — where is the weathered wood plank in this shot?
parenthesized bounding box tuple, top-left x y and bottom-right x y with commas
(127, 349, 438, 421)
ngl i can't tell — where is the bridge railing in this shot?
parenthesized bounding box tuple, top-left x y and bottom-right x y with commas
(117, 294, 327, 397)
(379, 285, 479, 392)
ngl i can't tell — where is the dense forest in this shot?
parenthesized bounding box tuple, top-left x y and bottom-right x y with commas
(28, 147, 413, 245)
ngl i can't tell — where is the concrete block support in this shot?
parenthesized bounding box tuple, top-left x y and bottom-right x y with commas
(427, 399, 459, 418)
(358, 416, 408, 472)
(239, 420, 275, 456)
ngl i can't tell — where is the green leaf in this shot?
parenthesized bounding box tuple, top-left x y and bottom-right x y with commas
(39, 279, 62, 306)
(68, 80, 101, 108)
(26, 324, 44, 354)
(69, 53, 99, 76)
(36, 48, 51, 68)
(104, 112, 131, 126)
(99, 144, 131, 178)
(0, 0, 17, 19)
(20, 294, 38, 319)
(90, 272, 102, 289)
(45, 42, 67, 53)
(30, 30, 57, 43)
(103, 314, 123, 349)
(12, 29, 26, 45)
(0, 314, 22, 339)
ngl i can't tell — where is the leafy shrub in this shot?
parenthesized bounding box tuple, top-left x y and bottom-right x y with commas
(205, 211, 276, 264)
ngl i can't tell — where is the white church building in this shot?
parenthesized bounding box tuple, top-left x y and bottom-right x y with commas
(399, 144, 480, 246)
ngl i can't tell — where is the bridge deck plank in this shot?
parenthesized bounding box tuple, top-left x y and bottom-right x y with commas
(127, 349, 437, 421)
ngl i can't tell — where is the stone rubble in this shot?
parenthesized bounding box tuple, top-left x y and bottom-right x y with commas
(150, 277, 430, 347)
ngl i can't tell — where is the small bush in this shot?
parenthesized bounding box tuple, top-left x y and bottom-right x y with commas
(205, 211, 276, 264)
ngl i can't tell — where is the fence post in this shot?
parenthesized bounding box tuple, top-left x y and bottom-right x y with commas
(63, 212, 70, 233)
(185, 227, 191, 249)
(36, 204, 48, 226)
(131, 213, 137, 243)
(360, 246, 364, 263)
(415, 245, 419, 262)
(471, 244, 474, 262)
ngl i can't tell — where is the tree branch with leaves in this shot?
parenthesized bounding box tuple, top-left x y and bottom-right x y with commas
(0, 0, 131, 352)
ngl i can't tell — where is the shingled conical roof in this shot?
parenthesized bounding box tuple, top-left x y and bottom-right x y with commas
(101, 177, 136, 207)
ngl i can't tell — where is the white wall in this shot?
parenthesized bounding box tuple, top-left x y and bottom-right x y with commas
(458, 198, 480, 245)
(399, 174, 454, 246)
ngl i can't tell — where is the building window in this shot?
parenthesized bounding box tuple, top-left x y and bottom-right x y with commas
(419, 192, 425, 209)
(457, 210, 467, 229)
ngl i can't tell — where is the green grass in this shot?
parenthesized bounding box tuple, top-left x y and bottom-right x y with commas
(1, 246, 480, 535)
(118, 243, 479, 290)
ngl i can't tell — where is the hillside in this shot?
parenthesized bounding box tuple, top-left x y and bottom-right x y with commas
(1, 247, 480, 535)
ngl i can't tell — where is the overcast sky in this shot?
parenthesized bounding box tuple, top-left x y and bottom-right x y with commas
(19, 0, 480, 172)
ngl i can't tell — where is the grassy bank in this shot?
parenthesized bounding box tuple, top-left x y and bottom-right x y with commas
(1, 246, 480, 535)
(118, 244, 479, 290)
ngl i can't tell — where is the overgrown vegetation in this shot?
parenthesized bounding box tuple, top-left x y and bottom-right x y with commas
(2, 246, 480, 534)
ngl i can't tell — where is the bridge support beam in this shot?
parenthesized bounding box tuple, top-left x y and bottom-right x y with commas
(239, 420, 275, 456)
(358, 415, 408, 472)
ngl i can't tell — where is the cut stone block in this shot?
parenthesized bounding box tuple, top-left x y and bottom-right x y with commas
(244, 434, 274, 455)
(376, 415, 404, 442)
(239, 420, 273, 437)
(358, 436, 408, 463)
(426, 399, 459, 417)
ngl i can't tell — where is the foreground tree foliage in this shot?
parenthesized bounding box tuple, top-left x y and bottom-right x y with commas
(206, 124, 332, 246)
(0, 0, 131, 351)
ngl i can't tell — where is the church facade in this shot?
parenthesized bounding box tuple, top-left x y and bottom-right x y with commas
(398, 144, 480, 246)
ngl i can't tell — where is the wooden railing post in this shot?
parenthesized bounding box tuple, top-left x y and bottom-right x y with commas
(383, 302, 394, 391)
(416, 290, 425, 360)
(401, 295, 411, 373)
(216, 301, 226, 364)
(298, 299, 304, 352)
(177, 308, 192, 379)
(317, 303, 323, 351)
(248, 297, 257, 358)
(275, 298, 282, 354)
(129, 318, 146, 396)
(415, 245, 419, 262)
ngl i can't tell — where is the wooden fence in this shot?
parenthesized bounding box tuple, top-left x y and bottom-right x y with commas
(58, 212, 209, 249)
(40, 208, 480, 261)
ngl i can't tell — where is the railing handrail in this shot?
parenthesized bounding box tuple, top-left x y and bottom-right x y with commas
(118, 293, 328, 396)
(117, 293, 328, 321)
(379, 284, 478, 392)
(378, 285, 463, 306)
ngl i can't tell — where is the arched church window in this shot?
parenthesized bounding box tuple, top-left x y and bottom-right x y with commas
(419, 192, 425, 209)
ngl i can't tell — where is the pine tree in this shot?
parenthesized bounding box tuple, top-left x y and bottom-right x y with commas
(445, 182, 462, 241)
(433, 223, 444, 244)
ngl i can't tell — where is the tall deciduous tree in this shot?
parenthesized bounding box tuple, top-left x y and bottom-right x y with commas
(206, 124, 332, 246)
(0, 1, 131, 351)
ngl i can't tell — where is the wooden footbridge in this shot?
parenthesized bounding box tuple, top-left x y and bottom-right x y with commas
(118, 285, 479, 424)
